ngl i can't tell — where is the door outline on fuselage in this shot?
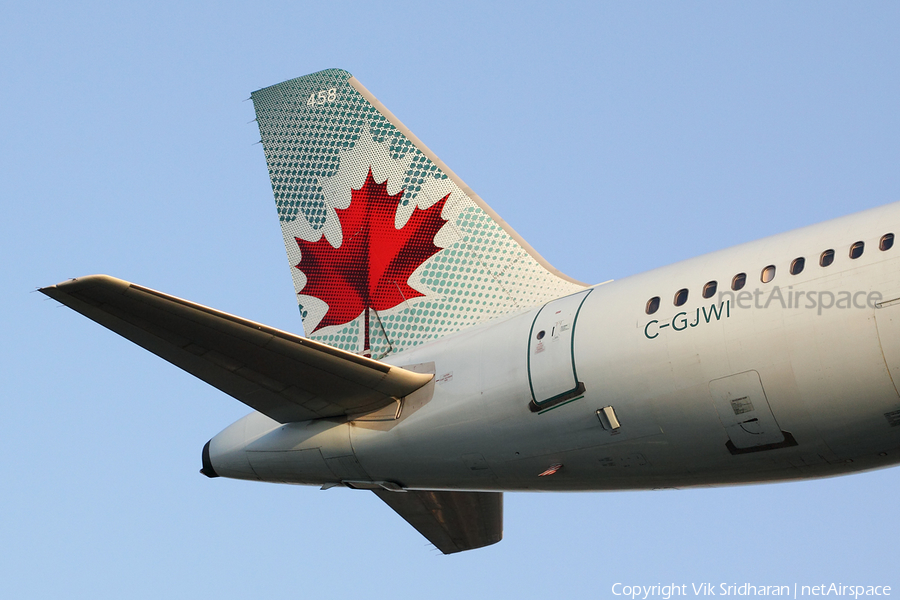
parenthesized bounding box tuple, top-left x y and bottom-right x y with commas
(874, 298, 900, 399)
(527, 289, 593, 412)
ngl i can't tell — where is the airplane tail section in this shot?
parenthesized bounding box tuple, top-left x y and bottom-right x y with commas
(251, 69, 585, 357)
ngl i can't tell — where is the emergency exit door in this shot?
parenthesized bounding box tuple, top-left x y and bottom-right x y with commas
(527, 289, 592, 412)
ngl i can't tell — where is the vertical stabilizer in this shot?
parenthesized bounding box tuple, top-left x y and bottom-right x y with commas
(252, 69, 584, 357)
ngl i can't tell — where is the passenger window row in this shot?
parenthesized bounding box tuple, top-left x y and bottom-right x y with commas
(645, 233, 894, 314)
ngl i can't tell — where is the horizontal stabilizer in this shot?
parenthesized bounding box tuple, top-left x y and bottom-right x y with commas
(373, 489, 502, 554)
(40, 275, 432, 422)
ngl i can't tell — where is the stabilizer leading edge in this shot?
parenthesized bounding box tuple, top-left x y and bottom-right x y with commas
(252, 69, 585, 358)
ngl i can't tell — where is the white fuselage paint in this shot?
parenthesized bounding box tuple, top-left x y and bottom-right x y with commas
(208, 203, 900, 491)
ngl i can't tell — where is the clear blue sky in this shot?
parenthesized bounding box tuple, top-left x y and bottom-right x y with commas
(4, 2, 899, 598)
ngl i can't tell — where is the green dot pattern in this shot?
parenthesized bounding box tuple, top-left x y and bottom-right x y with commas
(252, 69, 584, 357)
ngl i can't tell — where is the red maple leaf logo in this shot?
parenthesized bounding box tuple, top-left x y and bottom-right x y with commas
(295, 170, 449, 350)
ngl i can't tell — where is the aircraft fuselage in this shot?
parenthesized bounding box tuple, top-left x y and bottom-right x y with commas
(207, 202, 900, 492)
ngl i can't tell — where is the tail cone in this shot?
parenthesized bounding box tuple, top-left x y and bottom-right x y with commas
(200, 440, 219, 478)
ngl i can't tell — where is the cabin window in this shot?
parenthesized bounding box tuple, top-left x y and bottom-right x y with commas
(820, 249, 835, 267)
(849, 241, 865, 259)
(761, 265, 776, 283)
(790, 257, 805, 275)
(646, 296, 660, 315)
(674, 288, 689, 307)
(880, 233, 894, 251)
(732, 273, 746, 291)
(703, 281, 717, 299)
